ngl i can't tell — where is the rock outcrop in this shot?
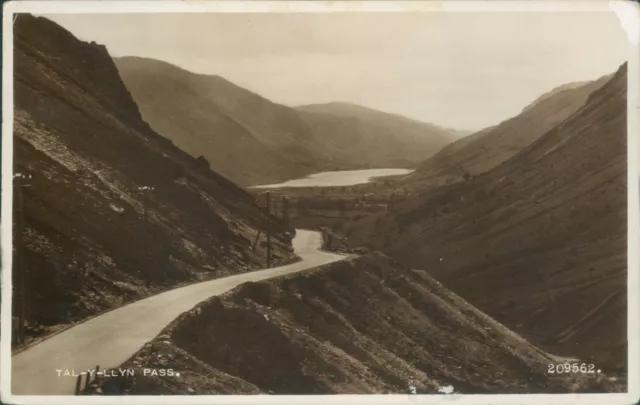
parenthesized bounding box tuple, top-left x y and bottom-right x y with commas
(12, 14, 295, 345)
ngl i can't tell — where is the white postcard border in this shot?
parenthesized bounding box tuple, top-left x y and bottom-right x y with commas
(1, 1, 639, 405)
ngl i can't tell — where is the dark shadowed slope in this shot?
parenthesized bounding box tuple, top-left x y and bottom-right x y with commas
(111, 254, 620, 395)
(343, 64, 627, 375)
(114, 57, 458, 186)
(12, 14, 295, 346)
(402, 74, 613, 189)
(295, 102, 460, 169)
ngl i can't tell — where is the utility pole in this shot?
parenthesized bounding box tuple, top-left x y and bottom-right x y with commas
(265, 192, 272, 268)
(16, 180, 25, 344)
(281, 196, 289, 228)
(143, 192, 148, 223)
(14, 172, 31, 345)
(137, 186, 154, 287)
(143, 190, 149, 286)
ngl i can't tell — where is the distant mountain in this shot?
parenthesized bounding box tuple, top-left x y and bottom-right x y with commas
(13, 15, 295, 344)
(296, 102, 460, 169)
(343, 64, 627, 375)
(522, 81, 591, 113)
(114, 57, 458, 186)
(402, 75, 613, 189)
(113, 56, 327, 187)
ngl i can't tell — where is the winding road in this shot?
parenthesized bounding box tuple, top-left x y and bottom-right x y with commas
(11, 229, 345, 395)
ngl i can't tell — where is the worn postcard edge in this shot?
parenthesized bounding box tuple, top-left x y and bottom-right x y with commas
(1, 1, 639, 404)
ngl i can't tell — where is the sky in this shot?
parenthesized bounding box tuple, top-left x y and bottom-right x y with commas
(41, 10, 629, 132)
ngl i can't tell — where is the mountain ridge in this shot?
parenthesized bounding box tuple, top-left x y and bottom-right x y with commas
(399, 72, 614, 190)
(296, 101, 466, 136)
(341, 63, 627, 375)
(114, 56, 459, 186)
(12, 14, 296, 345)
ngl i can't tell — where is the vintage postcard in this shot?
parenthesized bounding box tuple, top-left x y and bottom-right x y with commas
(1, 1, 639, 404)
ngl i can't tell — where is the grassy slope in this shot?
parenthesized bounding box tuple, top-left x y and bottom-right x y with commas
(114, 57, 459, 186)
(296, 102, 459, 169)
(342, 64, 627, 374)
(401, 75, 613, 190)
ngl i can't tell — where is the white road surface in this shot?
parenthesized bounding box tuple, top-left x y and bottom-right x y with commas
(11, 229, 345, 395)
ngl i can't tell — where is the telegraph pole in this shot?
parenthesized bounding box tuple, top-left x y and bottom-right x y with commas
(265, 192, 272, 268)
(281, 196, 289, 228)
(143, 190, 149, 286)
(14, 173, 31, 344)
(16, 181, 25, 344)
(143, 192, 148, 223)
(137, 186, 154, 286)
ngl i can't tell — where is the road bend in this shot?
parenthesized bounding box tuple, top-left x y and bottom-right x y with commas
(11, 229, 345, 395)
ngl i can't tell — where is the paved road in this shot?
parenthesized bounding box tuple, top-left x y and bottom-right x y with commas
(11, 229, 345, 395)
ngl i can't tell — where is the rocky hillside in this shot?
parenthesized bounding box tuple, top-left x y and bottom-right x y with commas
(342, 64, 627, 375)
(12, 14, 296, 346)
(295, 102, 460, 169)
(93, 254, 620, 395)
(402, 74, 613, 189)
(113, 57, 458, 186)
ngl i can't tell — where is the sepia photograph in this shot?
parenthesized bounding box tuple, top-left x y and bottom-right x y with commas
(1, 1, 639, 403)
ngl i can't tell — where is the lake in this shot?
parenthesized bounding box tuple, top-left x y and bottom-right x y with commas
(251, 168, 414, 189)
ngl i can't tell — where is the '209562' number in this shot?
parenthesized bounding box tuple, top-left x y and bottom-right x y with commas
(548, 363, 596, 374)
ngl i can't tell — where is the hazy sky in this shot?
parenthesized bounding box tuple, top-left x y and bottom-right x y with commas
(41, 11, 628, 131)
